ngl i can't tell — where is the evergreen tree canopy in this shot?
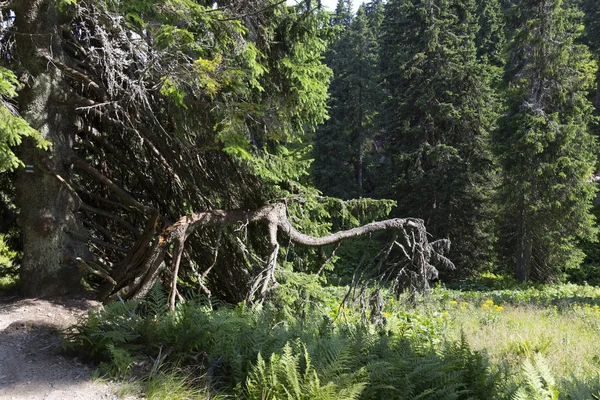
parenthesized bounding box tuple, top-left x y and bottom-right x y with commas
(494, 0, 597, 281)
(578, 0, 600, 110)
(475, 0, 506, 67)
(313, 2, 383, 199)
(1, 0, 336, 299)
(378, 0, 497, 275)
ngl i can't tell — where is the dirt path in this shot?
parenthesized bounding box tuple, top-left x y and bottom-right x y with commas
(0, 296, 136, 400)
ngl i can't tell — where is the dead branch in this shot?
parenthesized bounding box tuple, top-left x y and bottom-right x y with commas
(168, 231, 185, 311)
(114, 203, 452, 303)
(42, 54, 109, 101)
(71, 156, 153, 213)
(80, 203, 139, 236)
(75, 257, 117, 286)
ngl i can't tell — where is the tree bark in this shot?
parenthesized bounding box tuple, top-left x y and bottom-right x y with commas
(595, 70, 600, 112)
(515, 198, 531, 282)
(13, 0, 87, 297)
(115, 203, 447, 303)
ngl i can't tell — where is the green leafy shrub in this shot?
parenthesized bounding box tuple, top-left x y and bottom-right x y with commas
(430, 283, 600, 309)
(0, 232, 18, 275)
(0, 233, 18, 294)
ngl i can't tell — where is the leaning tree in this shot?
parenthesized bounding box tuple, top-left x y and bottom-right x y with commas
(1, 0, 452, 303)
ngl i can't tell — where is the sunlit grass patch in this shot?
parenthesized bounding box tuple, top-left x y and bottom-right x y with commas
(145, 371, 211, 400)
(410, 285, 600, 393)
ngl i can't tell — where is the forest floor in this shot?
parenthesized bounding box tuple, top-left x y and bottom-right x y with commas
(0, 296, 136, 400)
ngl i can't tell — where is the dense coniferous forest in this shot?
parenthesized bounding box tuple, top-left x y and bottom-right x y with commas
(2, 0, 600, 398)
(314, 0, 600, 283)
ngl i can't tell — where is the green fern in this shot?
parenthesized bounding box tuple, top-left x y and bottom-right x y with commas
(145, 282, 169, 317)
(512, 354, 559, 400)
(64, 291, 496, 399)
(241, 341, 366, 400)
(106, 344, 136, 376)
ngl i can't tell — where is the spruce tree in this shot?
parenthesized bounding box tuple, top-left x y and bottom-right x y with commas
(313, 2, 382, 199)
(331, 0, 354, 27)
(2, 0, 335, 298)
(475, 0, 506, 67)
(494, 0, 597, 281)
(378, 0, 497, 276)
(579, 0, 600, 110)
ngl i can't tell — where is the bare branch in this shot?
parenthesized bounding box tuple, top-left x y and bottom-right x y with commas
(71, 156, 153, 213)
(168, 232, 185, 311)
(41, 54, 109, 101)
(119, 203, 452, 302)
(75, 257, 117, 286)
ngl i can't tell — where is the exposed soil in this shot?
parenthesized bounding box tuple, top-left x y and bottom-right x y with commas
(0, 296, 137, 400)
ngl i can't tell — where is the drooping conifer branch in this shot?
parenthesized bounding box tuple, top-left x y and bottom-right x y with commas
(106, 203, 452, 309)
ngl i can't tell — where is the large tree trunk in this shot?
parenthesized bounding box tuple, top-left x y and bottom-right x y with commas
(595, 70, 600, 112)
(13, 0, 87, 297)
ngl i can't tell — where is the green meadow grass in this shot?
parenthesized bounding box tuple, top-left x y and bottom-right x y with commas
(403, 282, 600, 396)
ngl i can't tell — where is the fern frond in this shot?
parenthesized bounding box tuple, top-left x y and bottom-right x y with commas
(241, 340, 366, 400)
(532, 353, 556, 389)
(512, 354, 559, 400)
(145, 282, 169, 317)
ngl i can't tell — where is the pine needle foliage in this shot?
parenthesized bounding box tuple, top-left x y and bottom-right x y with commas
(0, 67, 48, 172)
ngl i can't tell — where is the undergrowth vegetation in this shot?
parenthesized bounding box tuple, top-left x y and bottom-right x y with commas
(0, 233, 18, 295)
(63, 276, 600, 399)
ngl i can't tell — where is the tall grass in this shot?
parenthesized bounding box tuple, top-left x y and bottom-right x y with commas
(404, 280, 600, 398)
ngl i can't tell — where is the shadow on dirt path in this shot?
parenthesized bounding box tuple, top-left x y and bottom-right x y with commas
(0, 297, 136, 400)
